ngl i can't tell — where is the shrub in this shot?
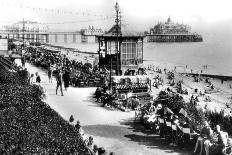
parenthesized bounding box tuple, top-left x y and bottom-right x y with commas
(157, 91, 206, 129)
(158, 91, 186, 114)
(206, 110, 232, 135)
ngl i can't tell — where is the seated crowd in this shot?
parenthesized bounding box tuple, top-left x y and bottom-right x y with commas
(24, 46, 105, 87)
(135, 99, 232, 155)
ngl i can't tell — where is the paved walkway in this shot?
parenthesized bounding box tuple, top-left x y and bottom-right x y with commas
(19, 60, 192, 155)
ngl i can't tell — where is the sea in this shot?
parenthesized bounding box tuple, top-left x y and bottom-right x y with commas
(52, 31, 232, 76)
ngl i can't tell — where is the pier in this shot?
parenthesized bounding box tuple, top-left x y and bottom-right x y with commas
(0, 30, 81, 44)
(146, 34, 203, 42)
(181, 73, 232, 81)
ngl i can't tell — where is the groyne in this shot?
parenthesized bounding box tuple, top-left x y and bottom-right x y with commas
(182, 73, 232, 81)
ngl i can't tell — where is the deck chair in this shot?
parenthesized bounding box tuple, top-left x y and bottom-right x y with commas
(158, 117, 165, 138)
(165, 121, 172, 140)
(222, 138, 232, 155)
(182, 127, 198, 148)
(223, 146, 232, 155)
(117, 94, 127, 108)
(168, 123, 179, 146)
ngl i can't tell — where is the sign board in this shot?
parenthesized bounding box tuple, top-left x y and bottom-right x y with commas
(0, 39, 8, 56)
(0, 39, 8, 51)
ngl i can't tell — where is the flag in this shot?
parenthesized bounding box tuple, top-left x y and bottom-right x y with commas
(179, 108, 188, 117)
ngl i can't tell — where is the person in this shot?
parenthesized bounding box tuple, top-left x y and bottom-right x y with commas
(21, 55, 25, 67)
(35, 72, 38, 78)
(98, 147, 106, 155)
(169, 115, 179, 146)
(194, 121, 212, 155)
(87, 136, 93, 149)
(204, 125, 229, 155)
(146, 104, 161, 130)
(56, 70, 63, 96)
(142, 101, 156, 127)
(36, 73, 41, 83)
(93, 145, 98, 154)
(95, 87, 102, 102)
(30, 74, 34, 84)
(211, 84, 214, 90)
(69, 115, 74, 123)
(143, 101, 155, 115)
(48, 67, 52, 83)
(75, 120, 84, 135)
(131, 96, 140, 110)
(195, 96, 199, 102)
(62, 69, 70, 91)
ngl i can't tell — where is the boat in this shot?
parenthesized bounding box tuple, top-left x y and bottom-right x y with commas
(145, 17, 203, 42)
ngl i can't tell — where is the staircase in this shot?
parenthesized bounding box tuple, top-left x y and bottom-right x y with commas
(0, 56, 13, 70)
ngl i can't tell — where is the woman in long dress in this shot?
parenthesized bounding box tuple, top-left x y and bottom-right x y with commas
(48, 67, 53, 83)
(62, 69, 70, 91)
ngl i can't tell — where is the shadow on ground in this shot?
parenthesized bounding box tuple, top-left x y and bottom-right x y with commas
(83, 120, 192, 155)
(119, 118, 192, 155)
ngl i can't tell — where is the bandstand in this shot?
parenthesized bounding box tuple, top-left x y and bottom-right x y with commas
(97, 2, 144, 76)
(97, 27, 144, 75)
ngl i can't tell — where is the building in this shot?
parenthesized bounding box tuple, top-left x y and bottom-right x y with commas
(150, 17, 190, 35)
(97, 25, 143, 76)
(97, 2, 144, 76)
(2, 20, 49, 43)
(80, 26, 105, 43)
(146, 17, 203, 42)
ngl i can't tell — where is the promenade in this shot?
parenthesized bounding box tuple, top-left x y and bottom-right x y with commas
(16, 60, 192, 155)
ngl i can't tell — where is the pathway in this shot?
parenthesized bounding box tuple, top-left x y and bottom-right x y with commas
(19, 60, 192, 155)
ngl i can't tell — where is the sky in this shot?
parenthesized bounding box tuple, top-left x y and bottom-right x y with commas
(0, 0, 232, 32)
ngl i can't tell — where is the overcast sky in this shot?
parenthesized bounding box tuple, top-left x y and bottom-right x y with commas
(0, 0, 232, 32)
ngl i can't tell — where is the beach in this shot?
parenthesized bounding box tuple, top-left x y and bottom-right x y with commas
(146, 67, 232, 113)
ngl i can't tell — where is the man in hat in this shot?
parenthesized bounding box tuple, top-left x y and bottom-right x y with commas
(194, 121, 212, 154)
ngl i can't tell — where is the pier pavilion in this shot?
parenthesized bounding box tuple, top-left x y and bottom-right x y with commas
(97, 26, 144, 75)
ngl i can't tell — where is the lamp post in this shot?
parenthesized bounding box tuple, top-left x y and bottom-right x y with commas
(115, 2, 119, 75)
(110, 51, 112, 92)
(22, 18, 25, 50)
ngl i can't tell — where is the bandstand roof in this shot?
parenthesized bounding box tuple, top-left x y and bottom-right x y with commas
(97, 25, 144, 39)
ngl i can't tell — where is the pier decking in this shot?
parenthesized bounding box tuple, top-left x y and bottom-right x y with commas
(146, 34, 203, 42)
